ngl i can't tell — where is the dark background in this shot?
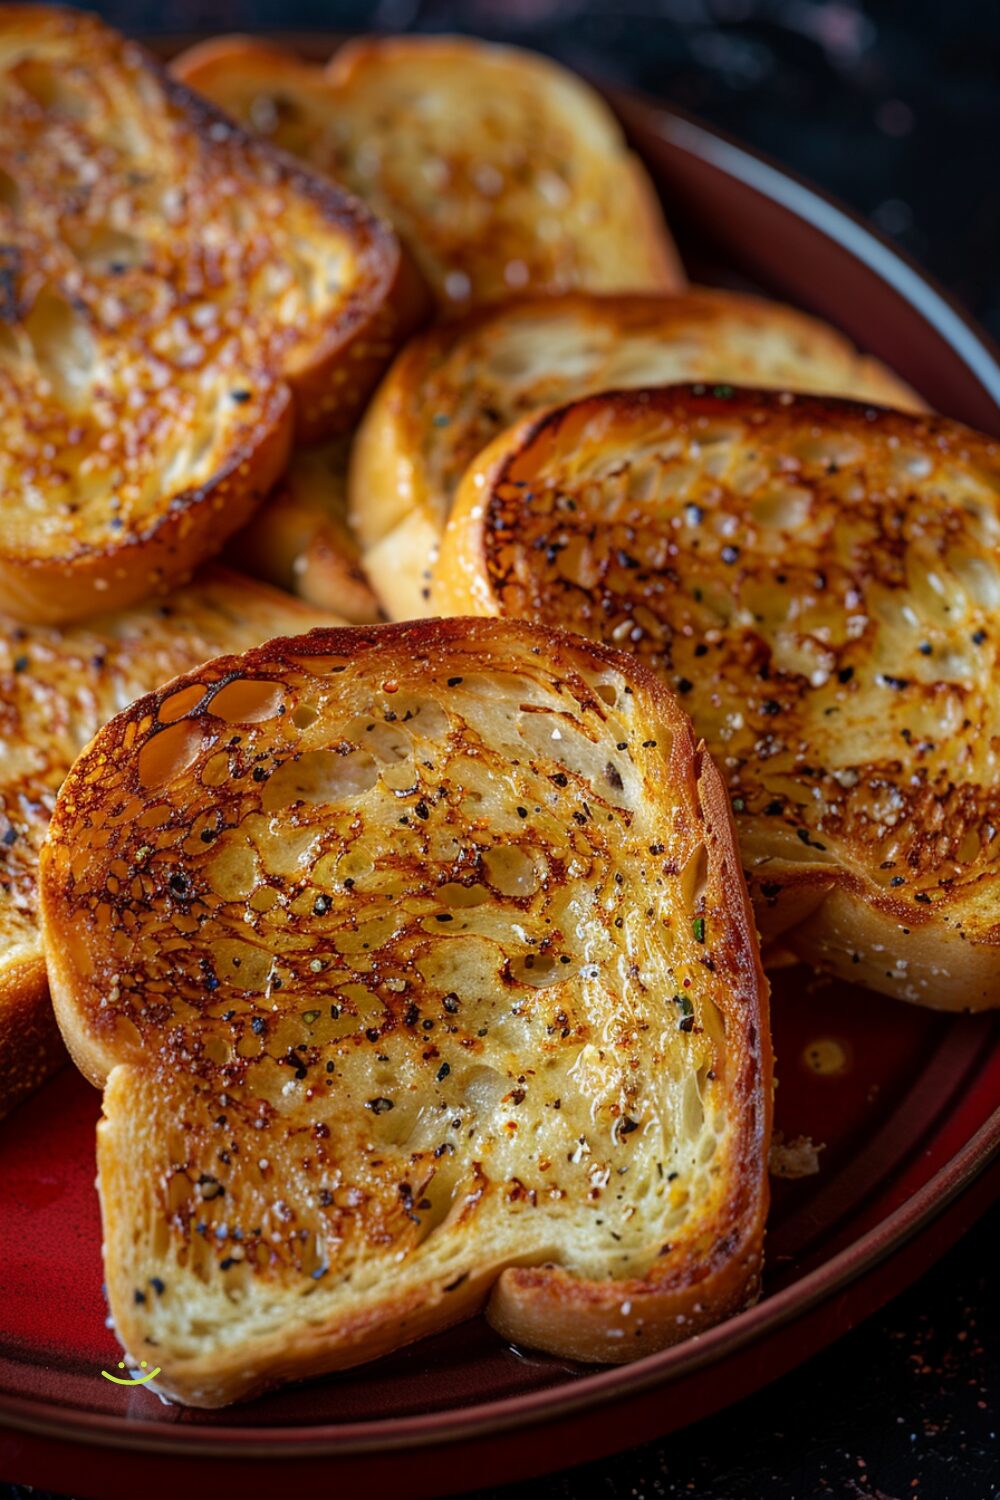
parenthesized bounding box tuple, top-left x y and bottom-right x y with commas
(4, 3, 999, 1498)
(93, 0, 1000, 342)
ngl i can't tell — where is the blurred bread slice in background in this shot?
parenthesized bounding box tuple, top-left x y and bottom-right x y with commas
(174, 32, 685, 318)
(0, 569, 336, 1119)
(0, 7, 425, 625)
(227, 441, 381, 623)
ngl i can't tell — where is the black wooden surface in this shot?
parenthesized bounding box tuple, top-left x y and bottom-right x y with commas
(2, 4, 998, 1497)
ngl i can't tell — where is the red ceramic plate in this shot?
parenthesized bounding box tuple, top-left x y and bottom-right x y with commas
(2, 39, 1000, 1500)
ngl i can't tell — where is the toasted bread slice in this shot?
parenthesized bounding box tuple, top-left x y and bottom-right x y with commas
(348, 290, 922, 620)
(435, 388, 1000, 1011)
(174, 34, 683, 319)
(40, 617, 770, 1406)
(0, 569, 334, 1120)
(228, 441, 381, 623)
(0, 8, 425, 626)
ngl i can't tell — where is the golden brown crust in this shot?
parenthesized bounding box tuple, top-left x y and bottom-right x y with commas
(276, 230, 429, 445)
(174, 34, 684, 318)
(348, 289, 922, 620)
(436, 386, 1000, 1010)
(0, 9, 425, 624)
(93, 1064, 511, 1401)
(41, 616, 770, 1404)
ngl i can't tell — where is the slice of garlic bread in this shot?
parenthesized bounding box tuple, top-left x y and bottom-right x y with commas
(174, 34, 683, 319)
(435, 388, 1000, 1011)
(0, 8, 425, 625)
(40, 618, 770, 1406)
(348, 290, 921, 620)
(0, 570, 334, 1119)
(228, 441, 381, 623)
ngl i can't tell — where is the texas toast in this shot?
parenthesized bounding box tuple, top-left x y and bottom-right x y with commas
(348, 290, 921, 619)
(40, 617, 771, 1405)
(435, 387, 1000, 1010)
(0, 7, 425, 624)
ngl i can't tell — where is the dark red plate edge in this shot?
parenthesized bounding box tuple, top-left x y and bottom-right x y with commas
(1, 60, 998, 1461)
(607, 88, 1000, 413)
(1, 1102, 997, 1458)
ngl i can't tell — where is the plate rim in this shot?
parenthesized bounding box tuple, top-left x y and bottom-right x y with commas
(1, 1103, 996, 1456)
(606, 86, 1000, 410)
(2, 51, 999, 1460)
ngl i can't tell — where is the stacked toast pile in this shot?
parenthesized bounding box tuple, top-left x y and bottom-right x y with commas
(1, 8, 996, 1409)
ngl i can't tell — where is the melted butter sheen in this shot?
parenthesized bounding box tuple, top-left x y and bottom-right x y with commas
(475, 391, 1000, 919)
(50, 634, 746, 1294)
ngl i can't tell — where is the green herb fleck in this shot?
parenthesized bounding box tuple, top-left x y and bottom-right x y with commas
(674, 993, 695, 1031)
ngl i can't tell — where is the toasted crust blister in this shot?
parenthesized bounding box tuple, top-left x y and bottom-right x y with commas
(436, 386, 1000, 1010)
(40, 617, 770, 1405)
(0, 9, 425, 625)
(174, 33, 684, 318)
(0, 568, 335, 1119)
(347, 290, 922, 620)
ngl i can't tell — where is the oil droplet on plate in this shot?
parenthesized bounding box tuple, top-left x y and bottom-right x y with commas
(802, 1037, 850, 1075)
